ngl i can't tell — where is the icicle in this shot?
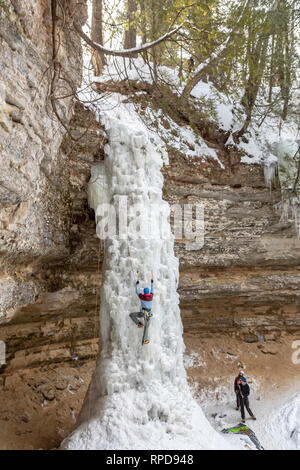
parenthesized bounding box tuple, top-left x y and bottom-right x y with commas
(279, 198, 291, 223)
(291, 197, 300, 237)
(276, 139, 300, 236)
(264, 162, 277, 191)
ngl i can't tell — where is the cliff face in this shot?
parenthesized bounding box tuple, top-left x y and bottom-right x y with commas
(0, 0, 100, 367)
(163, 153, 300, 342)
(0, 0, 86, 323)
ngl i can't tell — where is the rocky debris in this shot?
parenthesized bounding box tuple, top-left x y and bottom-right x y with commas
(259, 343, 279, 355)
(55, 379, 68, 391)
(0, 361, 94, 449)
(0, 84, 13, 135)
(21, 414, 29, 423)
(40, 385, 56, 402)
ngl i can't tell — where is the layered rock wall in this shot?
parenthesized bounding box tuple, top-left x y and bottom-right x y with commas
(0, 1, 103, 372)
(162, 153, 300, 342)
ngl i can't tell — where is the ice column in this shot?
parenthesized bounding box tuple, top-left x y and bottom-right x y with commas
(62, 116, 231, 450)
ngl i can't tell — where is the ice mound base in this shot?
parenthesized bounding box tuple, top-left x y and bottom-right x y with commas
(62, 115, 232, 450)
(267, 393, 300, 450)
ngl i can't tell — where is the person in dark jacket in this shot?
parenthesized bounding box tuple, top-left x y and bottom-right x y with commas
(237, 377, 256, 423)
(129, 278, 154, 345)
(234, 370, 245, 410)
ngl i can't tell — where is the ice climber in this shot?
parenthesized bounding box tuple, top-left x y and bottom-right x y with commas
(234, 370, 245, 410)
(129, 277, 154, 346)
(237, 376, 256, 423)
(187, 56, 195, 74)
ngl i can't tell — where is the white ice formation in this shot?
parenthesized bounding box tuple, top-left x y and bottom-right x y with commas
(62, 108, 232, 450)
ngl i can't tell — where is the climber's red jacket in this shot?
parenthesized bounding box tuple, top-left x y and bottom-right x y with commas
(136, 281, 154, 311)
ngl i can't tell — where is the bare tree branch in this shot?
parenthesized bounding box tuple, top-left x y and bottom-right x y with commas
(73, 22, 183, 58)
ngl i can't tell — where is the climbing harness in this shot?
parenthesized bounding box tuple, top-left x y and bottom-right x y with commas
(143, 308, 152, 319)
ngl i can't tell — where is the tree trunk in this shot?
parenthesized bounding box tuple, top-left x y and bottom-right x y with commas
(151, 0, 158, 82)
(124, 0, 138, 57)
(91, 0, 105, 75)
(232, 0, 281, 139)
(281, 40, 291, 120)
(268, 33, 275, 103)
(139, 0, 147, 60)
(234, 33, 270, 138)
(281, 14, 292, 120)
(181, 0, 252, 98)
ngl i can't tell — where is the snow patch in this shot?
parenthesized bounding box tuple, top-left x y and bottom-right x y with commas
(262, 393, 300, 450)
(184, 350, 206, 368)
(191, 80, 234, 131)
(94, 57, 181, 89)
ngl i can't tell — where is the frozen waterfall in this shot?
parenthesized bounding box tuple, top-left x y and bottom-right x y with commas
(62, 107, 232, 450)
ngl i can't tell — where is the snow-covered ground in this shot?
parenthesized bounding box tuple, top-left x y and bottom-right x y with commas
(94, 56, 181, 90)
(191, 80, 236, 132)
(265, 392, 300, 450)
(191, 364, 300, 450)
(78, 58, 224, 166)
(191, 79, 299, 168)
(82, 56, 299, 172)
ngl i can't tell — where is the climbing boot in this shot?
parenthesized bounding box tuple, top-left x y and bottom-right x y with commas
(251, 416, 256, 420)
(142, 340, 150, 345)
(138, 323, 144, 328)
(242, 418, 246, 423)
